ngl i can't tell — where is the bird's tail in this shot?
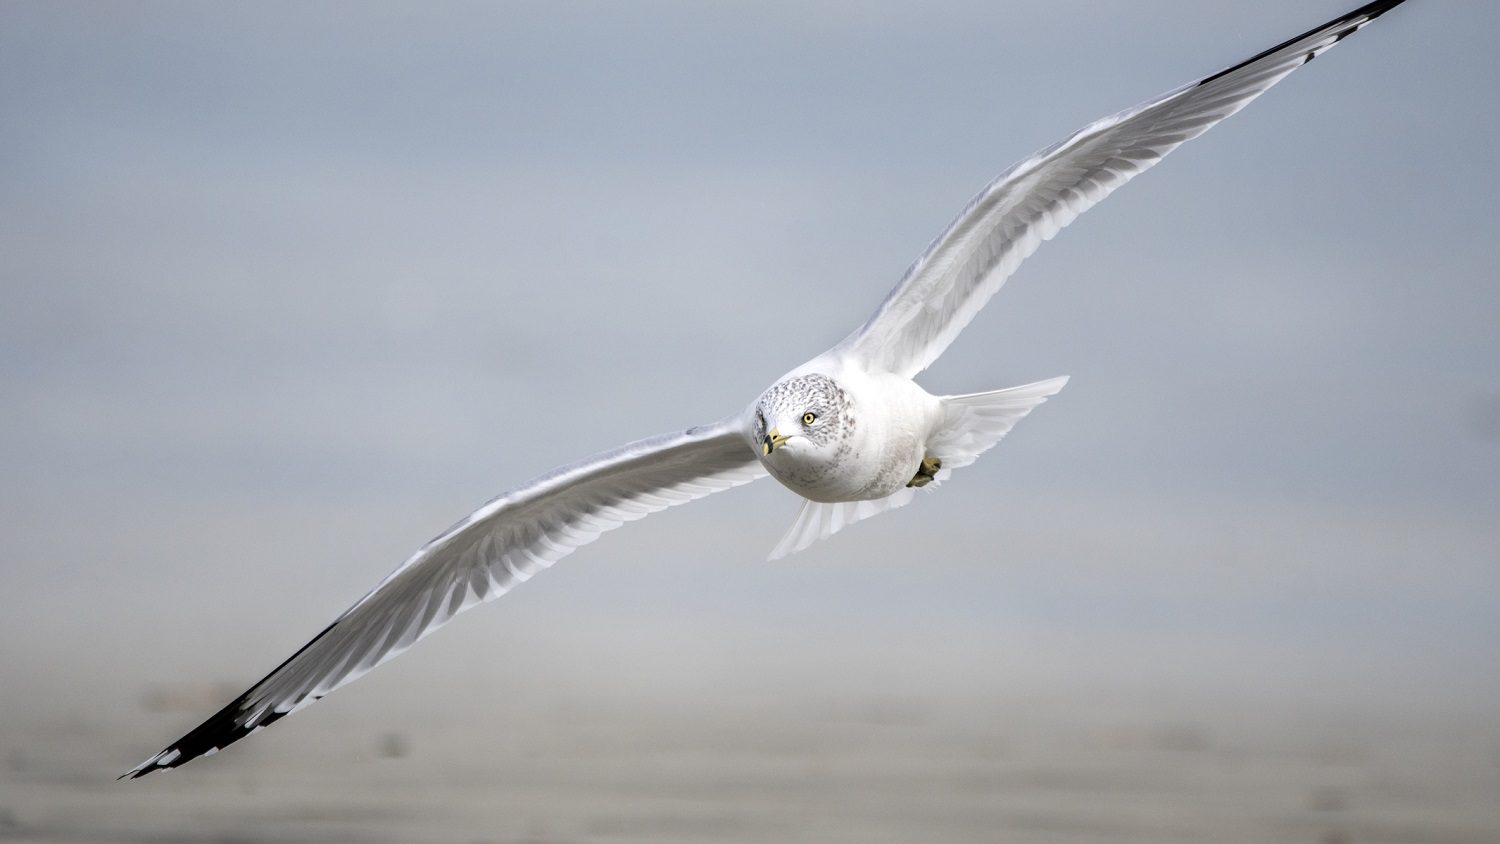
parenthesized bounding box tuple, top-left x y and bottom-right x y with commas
(926, 375, 1069, 476)
(767, 375, 1067, 560)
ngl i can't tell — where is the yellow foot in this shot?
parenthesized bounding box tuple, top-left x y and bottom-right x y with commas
(906, 455, 941, 488)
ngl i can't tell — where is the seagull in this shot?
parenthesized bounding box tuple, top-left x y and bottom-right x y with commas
(125, 0, 1411, 777)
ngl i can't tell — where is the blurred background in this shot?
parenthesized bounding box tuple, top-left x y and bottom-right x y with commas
(2, 1, 1497, 841)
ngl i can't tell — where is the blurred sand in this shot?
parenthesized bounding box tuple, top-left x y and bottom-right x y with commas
(5, 682, 1498, 844)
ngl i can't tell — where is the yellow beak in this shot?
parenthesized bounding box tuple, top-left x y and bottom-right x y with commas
(762, 427, 790, 455)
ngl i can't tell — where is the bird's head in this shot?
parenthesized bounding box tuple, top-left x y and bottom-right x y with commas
(751, 373, 852, 479)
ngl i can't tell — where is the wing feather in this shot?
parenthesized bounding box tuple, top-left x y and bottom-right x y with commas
(125, 416, 763, 777)
(836, 0, 1409, 376)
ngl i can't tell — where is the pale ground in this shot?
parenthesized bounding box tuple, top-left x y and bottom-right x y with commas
(5, 675, 1498, 843)
(6, 494, 1497, 843)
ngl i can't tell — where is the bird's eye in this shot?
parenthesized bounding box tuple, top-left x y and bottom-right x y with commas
(802, 412, 817, 425)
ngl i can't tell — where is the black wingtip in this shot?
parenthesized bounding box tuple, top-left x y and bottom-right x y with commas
(124, 698, 306, 780)
(121, 619, 341, 780)
(121, 691, 297, 779)
(1197, 0, 1412, 88)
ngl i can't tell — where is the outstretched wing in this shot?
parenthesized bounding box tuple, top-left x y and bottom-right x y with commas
(835, 0, 1409, 377)
(125, 416, 764, 778)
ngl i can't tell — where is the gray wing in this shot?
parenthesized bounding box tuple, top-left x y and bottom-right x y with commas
(835, 0, 1409, 377)
(125, 415, 764, 777)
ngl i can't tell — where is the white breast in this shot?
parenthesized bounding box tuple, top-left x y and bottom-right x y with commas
(843, 371, 943, 500)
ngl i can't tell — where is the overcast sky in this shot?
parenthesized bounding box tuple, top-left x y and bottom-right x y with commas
(2, 0, 1497, 746)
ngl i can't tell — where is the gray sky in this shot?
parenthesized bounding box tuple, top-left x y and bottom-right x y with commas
(2, 0, 1497, 746)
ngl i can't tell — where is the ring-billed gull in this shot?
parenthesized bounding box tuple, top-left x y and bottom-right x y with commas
(125, 0, 1411, 777)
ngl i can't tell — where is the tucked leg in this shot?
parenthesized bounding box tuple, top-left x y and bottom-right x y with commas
(907, 455, 941, 488)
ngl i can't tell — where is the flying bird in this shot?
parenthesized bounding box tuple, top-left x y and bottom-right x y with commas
(126, 0, 1411, 777)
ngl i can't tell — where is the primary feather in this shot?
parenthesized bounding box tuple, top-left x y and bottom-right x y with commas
(124, 418, 763, 777)
(836, 0, 1409, 377)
